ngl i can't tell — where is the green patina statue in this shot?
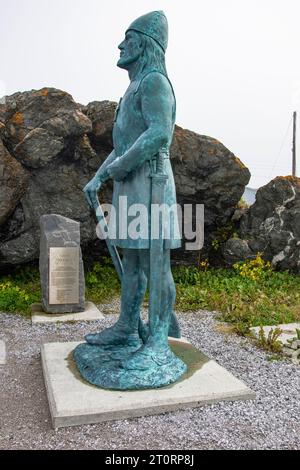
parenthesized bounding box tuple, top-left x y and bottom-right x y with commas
(73, 11, 187, 390)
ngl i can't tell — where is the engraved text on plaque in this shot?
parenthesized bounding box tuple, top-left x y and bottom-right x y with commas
(49, 247, 79, 305)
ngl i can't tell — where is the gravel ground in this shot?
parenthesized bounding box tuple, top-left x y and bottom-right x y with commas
(0, 303, 299, 450)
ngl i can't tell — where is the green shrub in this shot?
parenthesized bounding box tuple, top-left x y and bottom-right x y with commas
(256, 326, 283, 353)
(0, 279, 40, 316)
(233, 253, 272, 281)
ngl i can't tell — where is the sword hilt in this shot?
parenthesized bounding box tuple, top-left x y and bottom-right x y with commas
(156, 148, 167, 175)
(149, 149, 168, 183)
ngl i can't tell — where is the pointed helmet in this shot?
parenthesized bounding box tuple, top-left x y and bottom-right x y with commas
(126, 11, 168, 52)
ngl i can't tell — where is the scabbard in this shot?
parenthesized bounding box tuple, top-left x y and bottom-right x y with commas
(149, 150, 168, 335)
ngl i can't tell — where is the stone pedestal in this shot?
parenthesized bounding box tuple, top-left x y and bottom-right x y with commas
(39, 214, 85, 313)
(41, 339, 255, 429)
(31, 301, 104, 324)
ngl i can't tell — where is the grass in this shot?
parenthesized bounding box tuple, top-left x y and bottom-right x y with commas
(0, 255, 299, 339)
(173, 262, 300, 335)
(174, 254, 300, 336)
(85, 257, 120, 303)
(0, 265, 41, 317)
(0, 258, 121, 317)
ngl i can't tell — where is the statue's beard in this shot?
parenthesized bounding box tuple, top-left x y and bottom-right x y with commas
(117, 52, 141, 69)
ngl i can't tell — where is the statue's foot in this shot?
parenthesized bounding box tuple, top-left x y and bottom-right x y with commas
(85, 322, 141, 348)
(120, 342, 174, 371)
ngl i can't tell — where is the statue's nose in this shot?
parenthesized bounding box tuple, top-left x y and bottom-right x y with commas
(118, 40, 125, 50)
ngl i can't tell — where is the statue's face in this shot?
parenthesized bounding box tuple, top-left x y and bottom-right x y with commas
(117, 30, 143, 69)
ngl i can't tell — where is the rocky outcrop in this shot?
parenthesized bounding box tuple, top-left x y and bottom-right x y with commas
(0, 88, 98, 266)
(223, 176, 300, 272)
(169, 128, 250, 262)
(0, 139, 29, 226)
(0, 87, 250, 268)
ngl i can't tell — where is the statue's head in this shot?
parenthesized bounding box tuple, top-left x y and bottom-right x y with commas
(118, 11, 168, 76)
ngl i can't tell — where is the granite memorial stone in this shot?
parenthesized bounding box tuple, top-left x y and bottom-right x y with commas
(39, 214, 85, 313)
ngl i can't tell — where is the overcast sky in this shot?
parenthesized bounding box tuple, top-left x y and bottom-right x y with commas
(1, 0, 300, 188)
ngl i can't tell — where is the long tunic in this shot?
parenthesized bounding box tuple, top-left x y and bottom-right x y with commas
(108, 70, 181, 249)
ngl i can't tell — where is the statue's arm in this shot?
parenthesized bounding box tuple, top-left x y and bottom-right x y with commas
(82, 149, 116, 208)
(107, 73, 173, 180)
(93, 149, 117, 183)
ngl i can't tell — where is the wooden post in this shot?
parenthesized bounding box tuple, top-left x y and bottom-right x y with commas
(292, 111, 297, 176)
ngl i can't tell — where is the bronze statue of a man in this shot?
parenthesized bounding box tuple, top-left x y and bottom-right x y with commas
(73, 11, 187, 389)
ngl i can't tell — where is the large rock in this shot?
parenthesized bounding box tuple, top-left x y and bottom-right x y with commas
(2, 88, 91, 149)
(223, 176, 300, 272)
(0, 89, 97, 266)
(169, 127, 250, 261)
(0, 88, 250, 268)
(85, 100, 115, 154)
(0, 138, 28, 226)
(14, 128, 65, 169)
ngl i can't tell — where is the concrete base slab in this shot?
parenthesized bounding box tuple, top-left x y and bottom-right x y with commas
(32, 301, 104, 324)
(250, 323, 300, 345)
(41, 339, 255, 429)
(0, 340, 6, 365)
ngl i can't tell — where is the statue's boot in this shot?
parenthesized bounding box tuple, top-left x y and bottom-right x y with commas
(120, 341, 174, 371)
(85, 251, 146, 348)
(85, 320, 142, 348)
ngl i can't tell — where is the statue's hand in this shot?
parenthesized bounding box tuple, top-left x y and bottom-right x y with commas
(83, 177, 102, 209)
(107, 159, 128, 182)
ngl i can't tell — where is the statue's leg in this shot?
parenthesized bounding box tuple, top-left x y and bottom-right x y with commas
(85, 249, 145, 347)
(148, 249, 175, 347)
(121, 249, 177, 370)
(136, 249, 180, 342)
